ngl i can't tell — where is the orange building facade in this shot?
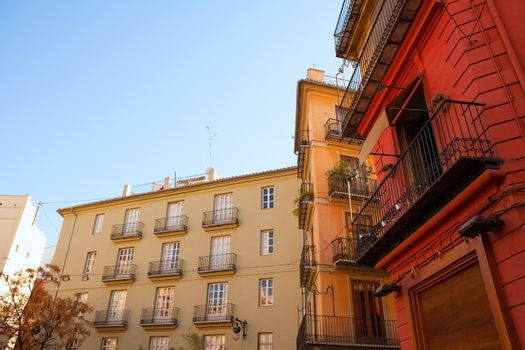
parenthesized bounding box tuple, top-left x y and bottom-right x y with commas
(294, 69, 401, 350)
(330, 0, 525, 349)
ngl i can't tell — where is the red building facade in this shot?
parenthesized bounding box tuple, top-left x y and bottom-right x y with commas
(333, 0, 525, 348)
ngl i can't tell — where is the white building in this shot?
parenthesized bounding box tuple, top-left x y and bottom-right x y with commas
(0, 195, 46, 293)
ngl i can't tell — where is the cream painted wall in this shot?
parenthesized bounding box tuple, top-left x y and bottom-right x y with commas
(49, 169, 301, 350)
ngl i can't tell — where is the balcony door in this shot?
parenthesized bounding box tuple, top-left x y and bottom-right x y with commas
(154, 287, 175, 321)
(395, 88, 441, 202)
(352, 280, 385, 342)
(108, 290, 127, 321)
(160, 242, 180, 272)
(123, 208, 140, 234)
(116, 247, 134, 276)
(206, 282, 228, 320)
(214, 193, 232, 223)
(210, 236, 230, 269)
(166, 202, 184, 228)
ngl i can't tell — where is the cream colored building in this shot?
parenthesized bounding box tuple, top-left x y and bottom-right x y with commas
(0, 194, 46, 294)
(49, 167, 301, 350)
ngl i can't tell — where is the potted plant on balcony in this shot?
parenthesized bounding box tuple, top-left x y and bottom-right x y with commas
(292, 189, 315, 216)
(326, 160, 351, 189)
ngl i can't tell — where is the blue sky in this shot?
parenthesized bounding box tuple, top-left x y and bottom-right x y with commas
(0, 1, 346, 245)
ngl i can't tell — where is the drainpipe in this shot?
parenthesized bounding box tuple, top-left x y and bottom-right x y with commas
(54, 208, 77, 299)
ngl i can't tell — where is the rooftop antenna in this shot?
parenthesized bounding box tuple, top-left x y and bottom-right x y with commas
(205, 125, 216, 167)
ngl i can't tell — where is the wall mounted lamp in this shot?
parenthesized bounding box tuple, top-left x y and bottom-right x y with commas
(459, 215, 502, 238)
(374, 282, 401, 297)
(232, 318, 248, 340)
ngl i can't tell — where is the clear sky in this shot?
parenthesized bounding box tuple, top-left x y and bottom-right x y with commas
(0, 1, 347, 245)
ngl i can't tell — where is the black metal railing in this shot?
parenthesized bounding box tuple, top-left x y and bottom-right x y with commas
(353, 100, 497, 262)
(202, 208, 239, 227)
(306, 75, 350, 88)
(111, 222, 144, 240)
(332, 237, 357, 264)
(334, 0, 366, 57)
(154, 215, 188, 234)
(298, 182, 313, 229)
(148, 259, 184, 277)
(300, 245, 316, 287)
(93, 309, 130, 328)
(197, 253, 236, 273)
(324, 118, 365, 144)
(298, 129, 310, 177)
(192, 304, 235, 324)
(140, 307, 179, 327)
(101, 264, 137, 281)
(328, 173, 377, 200)
(340, 0, 407, 135)
(297, 314, 400, 349)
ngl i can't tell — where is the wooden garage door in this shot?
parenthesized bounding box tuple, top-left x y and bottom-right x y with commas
(415, 261, 501, 350)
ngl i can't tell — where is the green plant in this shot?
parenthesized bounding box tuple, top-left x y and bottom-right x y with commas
(177, 327, 203, 350)
(326, 160, 351, 187)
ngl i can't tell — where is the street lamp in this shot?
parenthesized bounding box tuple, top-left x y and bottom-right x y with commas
(232, 318, 247, 341)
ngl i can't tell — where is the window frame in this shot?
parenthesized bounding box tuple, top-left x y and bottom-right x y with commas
(100, 337, 118, 350)
(260, 230, 275, 256)
(83, 251, 96, 274)
(149, 336, 170, 350)
(92, 213, 105, 234)
(75, 292, 88, 317)
(203, 334, 225, 350)
(261, 186, 275, 209)
(259, 278, 274, 307)
(258, 332, 273, 350)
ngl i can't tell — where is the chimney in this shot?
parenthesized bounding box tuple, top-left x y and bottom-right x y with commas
(306, 68, 325, 82)
(207, 167, 217, 181)
(122, 184, 131, 197)
(163, 177, 171, 190)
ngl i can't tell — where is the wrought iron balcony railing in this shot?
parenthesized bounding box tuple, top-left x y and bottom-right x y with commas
(324, 118, 365, 144)
(297, 130, 310, 177)
(202, 208, 239, 228)
(298, 182, 313, 230)
(353, 101, 500, 265)
(340, 0, 416, 137)
(93, 309, 130, 329)
(148, 259, 184, 278)
(154, 215, 188, 235)
(101, 264, 137, 282)
(300, 245, 316, 288)
(140, 307, 179, 328)
(328, 173, 377, 200)
(192, 304, 235, 325)
(334, 0, 365, 57)
(197, 253, 236, 274)
(111, 222, 144, 240)
(297, 314, 400, 349)
(332, 237, 357, 265)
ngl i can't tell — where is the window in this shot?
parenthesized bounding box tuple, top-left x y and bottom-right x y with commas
(123, 208, 140, 233)
(75, 293, 88, 317)
(210, 235, 231, 269)
(161, 242, 180, 272)
(207, 283, 228, 319)
(93, 214, 104, 234)
(149, 336, 169, 350)
(154, 287, 175, 320)
(107, 290, 127, 321)
(214, 193, 233, 223)
(101, 338, 118, 350)
(65, 338, 79, 350)
(203, 335, 225, 350)
(259, 279, 274, 306)
(116, 247, 134, 275)
(258, 333, 273, 350)
(166, 202, 184, 228)
(262, 187, 274, 209)
(260, 230, 274, 255)
(83, 251, 96, 274)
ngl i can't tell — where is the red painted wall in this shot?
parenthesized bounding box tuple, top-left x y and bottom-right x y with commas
(357, 0, 525, 348)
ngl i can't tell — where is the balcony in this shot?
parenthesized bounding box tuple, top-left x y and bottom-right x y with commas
(192, 304, 235, 326)
(298, 182, 313, 230)
(353, 101, 501, 265)
(154, 215, 188, 236)
(93, 309, 129, 330)
(324, 118, 364, 144)
(147, 259, 184, 280)
(297, 130, 310, 178)
(332, 237, 357, 266)
(140, 307, 179, 329)
(300, 245, 316, 288)
(334, 0, 365, 58)
(111, 222, 143, 242)
(101, 264, 137, 284)
(338, 0, 423, 138)
(328, 172, 377, 201)
(297, 314, 400, 350)
(197, 253, 236, 276)
(202, 208, 239, 230)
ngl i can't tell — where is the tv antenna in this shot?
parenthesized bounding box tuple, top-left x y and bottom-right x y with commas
(205, 125, 216, 166)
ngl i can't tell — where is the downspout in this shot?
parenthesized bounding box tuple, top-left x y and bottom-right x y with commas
(54, 208, 77, 299)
